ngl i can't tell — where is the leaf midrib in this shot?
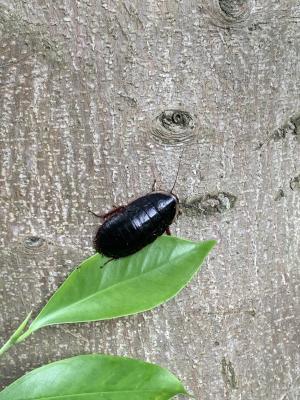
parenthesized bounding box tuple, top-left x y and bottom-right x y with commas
(21, 388, 175, 400)
(31, 245, 202, 327)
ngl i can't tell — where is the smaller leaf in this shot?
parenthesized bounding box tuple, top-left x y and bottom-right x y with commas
(0, 354, 189, 400)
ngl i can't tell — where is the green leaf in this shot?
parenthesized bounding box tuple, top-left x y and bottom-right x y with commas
(27, 236, 216, 332)
(0, 354, 189, 400)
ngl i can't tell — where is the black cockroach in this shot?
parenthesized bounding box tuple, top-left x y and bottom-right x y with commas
(90, 152, 183, 260)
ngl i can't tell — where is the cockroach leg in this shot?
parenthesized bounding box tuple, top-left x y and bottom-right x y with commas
(100, 258, 114, 269)
(88, 208, 104, 218)
(151, 179, 157, 192)
(88, 206, 125, 220)
(165, 226, 172, 236)
(101, 206, 125, 219)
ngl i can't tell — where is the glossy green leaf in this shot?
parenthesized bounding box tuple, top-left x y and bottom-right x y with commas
(27, 236, 216, 332)
(0, 354, 188, 400)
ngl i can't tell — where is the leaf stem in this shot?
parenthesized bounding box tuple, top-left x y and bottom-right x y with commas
(0, 337, 15, 357)
(0, 311, 32, 358)
(14, 328, 33, 344)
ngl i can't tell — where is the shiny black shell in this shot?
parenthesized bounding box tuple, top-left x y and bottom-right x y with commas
(94, 192, 178, 258)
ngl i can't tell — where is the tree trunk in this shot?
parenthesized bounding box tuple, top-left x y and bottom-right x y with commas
(0, 1, 299, 398)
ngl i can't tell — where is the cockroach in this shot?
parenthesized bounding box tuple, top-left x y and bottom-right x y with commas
(90, 152, 183, 260)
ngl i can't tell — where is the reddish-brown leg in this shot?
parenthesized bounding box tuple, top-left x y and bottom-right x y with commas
(88, 206, 125, 220)
(151, 179, 157, 192)
(165, 226, 172, 235)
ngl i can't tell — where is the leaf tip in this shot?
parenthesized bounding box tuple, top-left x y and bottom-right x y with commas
(205, 239, 218, 251)
(179, 386, 194, 399)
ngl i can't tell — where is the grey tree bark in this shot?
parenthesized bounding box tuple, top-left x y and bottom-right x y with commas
(0, 1, 299, 399)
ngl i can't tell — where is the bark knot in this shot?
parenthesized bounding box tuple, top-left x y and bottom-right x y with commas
(203, 0, 254, 28)
(23, 236, 46, 250)
(221, 357, 238, 390)
(290, 175, 300, 192)
(150, 109, 195, 146)
(219, 0, 250, 19)
(182, 192, 237, 217)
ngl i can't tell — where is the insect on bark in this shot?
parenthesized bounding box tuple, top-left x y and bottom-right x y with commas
(90, 152, 183, 260)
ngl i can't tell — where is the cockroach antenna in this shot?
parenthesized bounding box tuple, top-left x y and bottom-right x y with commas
(170, 147, 184, 194)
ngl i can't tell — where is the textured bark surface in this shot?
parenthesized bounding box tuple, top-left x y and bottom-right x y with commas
(0, 1, 299, 399)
